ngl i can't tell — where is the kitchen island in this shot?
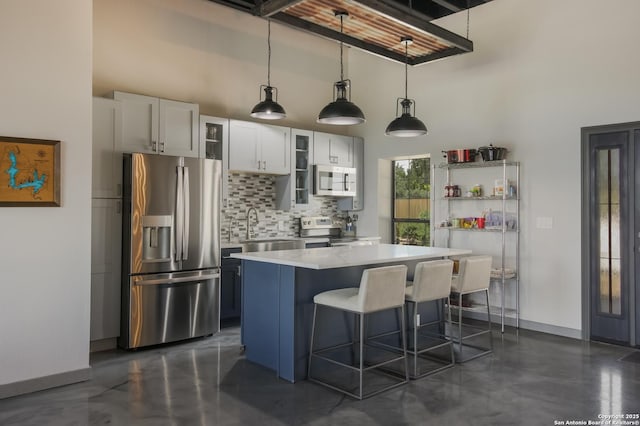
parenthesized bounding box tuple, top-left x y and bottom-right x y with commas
(232, 244, 471, 382)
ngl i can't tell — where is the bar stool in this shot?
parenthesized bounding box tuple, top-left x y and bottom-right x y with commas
(449, 255, 493, 362)
(307, 265, 409, 400)
(404, 259, 455, 378)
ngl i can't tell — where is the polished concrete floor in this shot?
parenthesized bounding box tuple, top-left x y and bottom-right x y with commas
(1, 326, 639, 426)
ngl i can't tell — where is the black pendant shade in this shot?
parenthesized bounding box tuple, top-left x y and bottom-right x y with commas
(317, 80, 365, 125)
(385, 98, 427, 137)
(251, 20, 286, 120)
(317, 11, 365, 126)
(385, 36, 427, 137)
(251, 85, 286, 120)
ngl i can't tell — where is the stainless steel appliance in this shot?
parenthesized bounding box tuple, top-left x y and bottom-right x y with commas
(313, 164, 356, 197)
(300, 216, 378, 246)
(119, 153, 221, 349)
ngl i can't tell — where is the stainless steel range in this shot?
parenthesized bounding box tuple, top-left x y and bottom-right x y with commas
(300, 216, 341, 238)
(300, 216, 379, 246)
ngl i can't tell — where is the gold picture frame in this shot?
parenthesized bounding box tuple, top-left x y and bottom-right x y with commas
(0, 136, 61, 207)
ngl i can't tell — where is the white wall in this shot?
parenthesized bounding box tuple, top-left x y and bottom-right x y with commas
(352, 0, 640, 333)
(93, 0, 346, 131)
(0, 0, 92, 391)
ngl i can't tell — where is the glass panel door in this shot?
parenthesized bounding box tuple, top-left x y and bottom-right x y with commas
(587, 130, 630, 344)
(597, 149, 622, 315)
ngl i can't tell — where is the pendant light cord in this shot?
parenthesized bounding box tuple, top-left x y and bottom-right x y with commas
(339, 14, 344, 81)
(466, 0, 470, 39)
(267, 19, 272, 86)
(404, 39, 408, 99)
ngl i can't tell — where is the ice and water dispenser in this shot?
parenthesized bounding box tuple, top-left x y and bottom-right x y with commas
(142, 215, 172, 262)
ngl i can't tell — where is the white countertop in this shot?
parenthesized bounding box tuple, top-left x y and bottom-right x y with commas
(230, 243, 471, 270)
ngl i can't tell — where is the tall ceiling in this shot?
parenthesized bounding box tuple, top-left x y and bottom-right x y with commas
(206, 0, 493, 65)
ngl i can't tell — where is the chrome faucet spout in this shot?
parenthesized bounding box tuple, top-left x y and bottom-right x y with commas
(246, 208, 259, 240)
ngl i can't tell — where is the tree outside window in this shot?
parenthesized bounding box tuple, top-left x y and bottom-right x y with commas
(393, 158, 431, 246)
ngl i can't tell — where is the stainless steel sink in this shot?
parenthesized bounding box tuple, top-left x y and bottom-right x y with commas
(241, 238, 305, 252)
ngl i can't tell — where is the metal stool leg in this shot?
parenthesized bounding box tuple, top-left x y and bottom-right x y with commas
(400, 305, 409, 382)
(458, 293, 463, 360)
(358, 312, 364, 399)
(308, 304, 318, 379)
(485, 289, 493, 351)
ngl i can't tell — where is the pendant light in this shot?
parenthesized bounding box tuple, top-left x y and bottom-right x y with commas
(385, 36, 427, 137)
(317, 11, 365, 125)
(251, 19, 286, 120)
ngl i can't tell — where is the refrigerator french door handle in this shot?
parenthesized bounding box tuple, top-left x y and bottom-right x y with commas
(134, 272, 220, 286)
(175, 166, 184, 262)
(182, 166, 190, 260)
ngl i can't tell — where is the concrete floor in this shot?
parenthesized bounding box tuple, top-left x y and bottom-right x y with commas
(0, 326, 639, 426)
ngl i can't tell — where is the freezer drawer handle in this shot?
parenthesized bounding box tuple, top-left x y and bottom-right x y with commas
(135, 273, 220, 286)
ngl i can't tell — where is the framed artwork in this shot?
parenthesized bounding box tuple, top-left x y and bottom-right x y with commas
(0, 136, 61, 206)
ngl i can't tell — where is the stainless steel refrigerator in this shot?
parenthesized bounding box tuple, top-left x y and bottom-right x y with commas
(119, 153, 221, 349)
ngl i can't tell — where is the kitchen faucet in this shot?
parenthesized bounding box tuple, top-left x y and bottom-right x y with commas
(246, 207, 259, 240)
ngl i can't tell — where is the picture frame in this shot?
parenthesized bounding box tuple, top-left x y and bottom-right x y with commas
(0, 136, 61, 207)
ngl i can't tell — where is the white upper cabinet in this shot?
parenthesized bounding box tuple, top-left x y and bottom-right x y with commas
(314, 132, 353, 167)
(337, 136, 364, 211)
(92, 97, 123, 198)
(113, 91, 198, 158)
(228, 120, 290, 174)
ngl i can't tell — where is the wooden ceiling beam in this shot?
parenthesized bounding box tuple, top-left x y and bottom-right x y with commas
(271, 12, 408, 63)
(258, 0, 305, 16)
(353, 0, 472, 52)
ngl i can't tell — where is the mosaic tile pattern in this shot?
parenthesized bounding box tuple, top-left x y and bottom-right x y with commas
(221, 172, 340, 242)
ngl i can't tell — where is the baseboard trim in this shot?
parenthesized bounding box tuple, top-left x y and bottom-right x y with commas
(518, 318, 582, 340)
(90, 337, 117, 353)
(0, 367, 91, 400)
(462, 311, 582, 340)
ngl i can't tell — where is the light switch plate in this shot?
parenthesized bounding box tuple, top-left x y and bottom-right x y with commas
(536, 217, 553, 229)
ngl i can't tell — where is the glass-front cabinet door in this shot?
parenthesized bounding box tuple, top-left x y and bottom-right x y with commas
(294, 130, 312, 206)
(200, 115, 229, 207)
(276, 129, 313, 210)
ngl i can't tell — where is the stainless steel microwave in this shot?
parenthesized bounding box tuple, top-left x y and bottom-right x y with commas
(313, 165, 357, 197)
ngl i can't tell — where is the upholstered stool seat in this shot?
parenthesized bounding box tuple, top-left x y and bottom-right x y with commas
(307, 264, 409, 400)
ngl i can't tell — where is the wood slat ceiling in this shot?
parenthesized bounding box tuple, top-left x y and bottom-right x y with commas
(207, 0, 492, 65)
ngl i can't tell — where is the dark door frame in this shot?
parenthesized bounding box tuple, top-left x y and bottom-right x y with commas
(581, 121, 638, 347)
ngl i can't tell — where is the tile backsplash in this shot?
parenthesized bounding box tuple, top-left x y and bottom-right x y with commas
(221, 172, 341, 242)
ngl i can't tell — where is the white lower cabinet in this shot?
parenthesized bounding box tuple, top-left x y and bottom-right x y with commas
(90, 198, 122, 341)
(228, 120, 290, 174)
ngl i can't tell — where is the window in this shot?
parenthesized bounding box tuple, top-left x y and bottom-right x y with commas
(392, 157, 431, 246)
